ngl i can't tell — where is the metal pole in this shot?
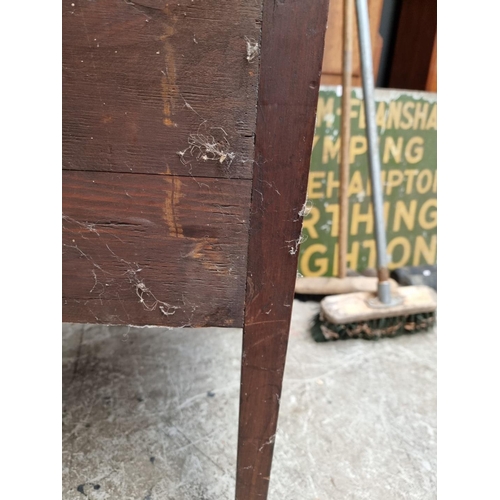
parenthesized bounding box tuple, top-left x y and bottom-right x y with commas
(355, 0, 391, 304)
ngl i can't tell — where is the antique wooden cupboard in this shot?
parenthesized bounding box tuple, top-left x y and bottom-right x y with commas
(62, 1, 329, 498)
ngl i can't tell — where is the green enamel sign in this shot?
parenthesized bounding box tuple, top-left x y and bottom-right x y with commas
(298, 86, 437, 277)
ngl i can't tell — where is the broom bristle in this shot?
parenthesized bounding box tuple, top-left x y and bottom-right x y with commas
(311, 310, 436, 342)
(312, 286, 437, 341)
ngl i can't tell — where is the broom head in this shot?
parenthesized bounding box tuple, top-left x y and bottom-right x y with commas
(313, 285, 437, 341)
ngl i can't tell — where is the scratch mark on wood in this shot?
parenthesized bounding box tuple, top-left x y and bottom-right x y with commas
(246, 319, 288, 328)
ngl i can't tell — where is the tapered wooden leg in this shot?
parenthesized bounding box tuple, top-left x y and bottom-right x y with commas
(236, 318, 291, 498)
(234, 0, 329, 498)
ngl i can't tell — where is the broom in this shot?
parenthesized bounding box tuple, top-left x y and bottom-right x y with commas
(296, 0, 388, 298)
(312, 0, 437, 341)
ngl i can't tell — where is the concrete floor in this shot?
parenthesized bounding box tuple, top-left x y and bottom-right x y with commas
(62, 300, 436, 500)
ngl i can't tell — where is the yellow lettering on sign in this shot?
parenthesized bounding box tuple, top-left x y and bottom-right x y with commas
(413, 102, 429, 130)
(418, 199, 437, 229)
(432, 170, 437, 193)
(393, 200, 417, 231)
(387, 101, 402, 129)
(405, 136, 424, 164)
(322, 136, 341, 164)
(300, 244, 328, 277)
(416, 169, 433, 194)
(426, 103, 437, 130)
(383, 136, 403, 164)
(307, 171, 325, 199)
(302, 206, 320, 239)
(403, 169, 419, 194)
(388, 236, 411, 269)
(333, 242, 360, 276)
(351, 203, 373, 235)
(413, 235, 436, 265)
(351, 98, 361, 120)
(386, 170, 404, 195)
(326, 171, 340, 198)
(316, 97, 334, 127)
(325, 204, 339, 236)
(312, 135, 320, 151)
(362, 239, 376, 268)
(348, 170, 364, 196)
(376, 102, 386, 129)
(400, 102, 415, 130)
(350, 202, 390, 235)
(350, 136, 367, 163)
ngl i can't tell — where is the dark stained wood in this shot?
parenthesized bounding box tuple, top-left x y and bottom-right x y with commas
(63, 0, 331, 496)
(63, 170, 251, 327)
(63, 0, 262, 180)
(235, 0, 330, 498)
(63, 0, 265, 328)
(388, 0, 437, 91)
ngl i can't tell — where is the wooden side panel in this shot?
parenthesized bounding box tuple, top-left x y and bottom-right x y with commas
(235, 0, 330, 498)
(63, 0, 266, 328)
(62, 0, 262, 180)
(62, 171, 251, 327)
(321, 0, 383, 84)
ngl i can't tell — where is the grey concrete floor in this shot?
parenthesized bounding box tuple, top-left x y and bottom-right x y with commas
(62, 300, 436, 500)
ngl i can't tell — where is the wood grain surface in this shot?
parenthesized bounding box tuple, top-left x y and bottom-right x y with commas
(63, 0, 264, 327)
(64, 0, 331, 497)
(63, 0, 262, 179)
(63, 170, 251, 327)
(235, 0, 330, 497)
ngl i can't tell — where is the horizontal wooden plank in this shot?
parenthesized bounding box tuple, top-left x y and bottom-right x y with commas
(320, 73, 362, 86)
(62, 170, 251, 327)
(63, 0, 262, 179)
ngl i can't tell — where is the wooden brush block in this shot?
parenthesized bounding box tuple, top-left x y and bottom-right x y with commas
(321, 285, 437, 324)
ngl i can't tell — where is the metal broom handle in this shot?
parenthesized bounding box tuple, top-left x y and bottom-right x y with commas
(355, 0, 391, 304)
